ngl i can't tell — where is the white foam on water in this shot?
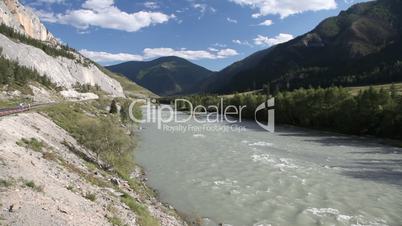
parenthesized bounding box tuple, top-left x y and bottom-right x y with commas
(193, 134, 206, 138)
(249, 141, 273, 147)
(214, 180, 225, 185)
(275, 158, 298, 169)
(306, 207, 340, 216)
(251, 154, 275, 164)
(253, 222, 272, 226)
(305, 208, 389, 226)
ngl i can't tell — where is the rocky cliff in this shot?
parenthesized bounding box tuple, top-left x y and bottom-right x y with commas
(0, 34, 124, 96)
(0, 0, 125, 97)
(0, 0, 57, 44)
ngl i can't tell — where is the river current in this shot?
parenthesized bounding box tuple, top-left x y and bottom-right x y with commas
(136, 109, 402, 226)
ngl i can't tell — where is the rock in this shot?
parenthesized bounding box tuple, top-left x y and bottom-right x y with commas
(0, 0, 125, 97)
(8, 204, 14, 212)
(0, 0, 58, 44)
(58, 207, 68, 214)
(110, 178, 120, 186)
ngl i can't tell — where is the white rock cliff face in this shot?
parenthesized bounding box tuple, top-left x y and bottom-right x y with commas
(0, 0, 57, 44)
(0, 0, 125, 97)
(0, 34, 124, 96)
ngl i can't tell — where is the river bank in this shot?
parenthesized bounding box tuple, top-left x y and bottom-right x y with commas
(0, 99, 187, 226)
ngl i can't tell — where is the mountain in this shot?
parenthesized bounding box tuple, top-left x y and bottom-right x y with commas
(201, 0, 402, 94)
(107, 56, 213, 96)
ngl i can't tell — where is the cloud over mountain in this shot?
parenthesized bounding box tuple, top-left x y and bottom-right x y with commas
(36, 0, 173, 32)
(79, 47, 239, 63)
(230, 0, 337, 18)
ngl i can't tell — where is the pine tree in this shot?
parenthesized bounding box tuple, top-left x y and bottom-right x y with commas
(110, 99, 118, 114)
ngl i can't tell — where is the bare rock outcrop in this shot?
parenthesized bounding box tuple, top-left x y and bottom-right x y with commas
(0, 34, 124, 97)
(0, 0, 57, 44)
(0, 0, 125, 97)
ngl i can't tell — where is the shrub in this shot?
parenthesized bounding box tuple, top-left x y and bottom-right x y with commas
(17, 138, 45, 152)
(84, 192, 96, 201)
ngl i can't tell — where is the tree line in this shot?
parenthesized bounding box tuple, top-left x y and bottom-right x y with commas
(178, 85, 402, 140)
(0, 48, 57, 89)
(0, 23, 76, 60)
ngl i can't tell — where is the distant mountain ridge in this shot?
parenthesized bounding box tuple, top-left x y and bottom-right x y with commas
(200, 0, 402, 94)
(107, 56, 213, 96)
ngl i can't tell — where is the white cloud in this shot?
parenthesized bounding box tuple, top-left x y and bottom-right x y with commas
(30, 0, 65, 5)
(213, 43, 227, 48)
(144, 1, 160, 9)
(192, 3, 216, 18)
(216, 49, 238, 58)
(79, 49, 144, 62)
(252, 13, 261, 18)
(143, 47, 238, 60)
(233, 39, 253, 47)
(37, 0, 173, 32)
(80, 47, 239, 63)
(227, 17, 238, 23)
(230, 0, 337, 18)
(254, 33, 294, 46)
(259, 19, 273, 26)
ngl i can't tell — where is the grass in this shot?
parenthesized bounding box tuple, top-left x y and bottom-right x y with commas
(0, 179, 13, 188)
(41, 100, 164, 226)
(16, 138, 45, 152)
(107, 216, 127, 226)
(0, 98, 22, 108)
(66, 185, 74, 191)
(121, 193, 160, 226)
(96, 66, 157, 98)
(42, 101, 137, 177)
(346, 83, 402, 95)
(60, 159, 110, 188)
(23, 180, 44, 192)
(84, 192, 97, 202)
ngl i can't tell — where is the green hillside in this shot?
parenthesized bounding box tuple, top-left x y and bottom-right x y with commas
(106, 56, 213, 96)
(201, 0, 402, 94)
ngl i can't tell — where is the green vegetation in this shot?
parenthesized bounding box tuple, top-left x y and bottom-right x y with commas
(72, 82, 102, 94)
(42, 101, 136, 176)
(110, 99, 118, 114)
(16, 138, 45, 152)
(121, 193, 160, 226)
(0, 179, 13, 188)
(106, 56, 212, 96)
(23, 180, 44, 192)
(348, 82, 402, 96)
(0, 97, 32, 108)
(181, 85, 402, 140)
(201, 0, 402, 94)
(0, 23, 76, 60)
(66, 185, 74, 191)
(84, 192, 97, 202)
(107, 216, 126, 226)
(0, 48, 57, 91)
(97, 65, 156, 98)
(41, 100, 161, 225)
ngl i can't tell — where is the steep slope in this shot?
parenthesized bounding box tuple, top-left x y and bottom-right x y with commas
(202, 0, 402, 94)
(0, 0, 128, 97)
(0, 0, 57, 44)
(107, 56, 213, 96)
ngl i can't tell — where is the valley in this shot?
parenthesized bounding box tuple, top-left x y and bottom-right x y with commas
(1, 0, 402, 226)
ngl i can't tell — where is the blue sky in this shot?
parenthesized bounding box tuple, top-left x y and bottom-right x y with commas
(23, 0, 368, 71)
